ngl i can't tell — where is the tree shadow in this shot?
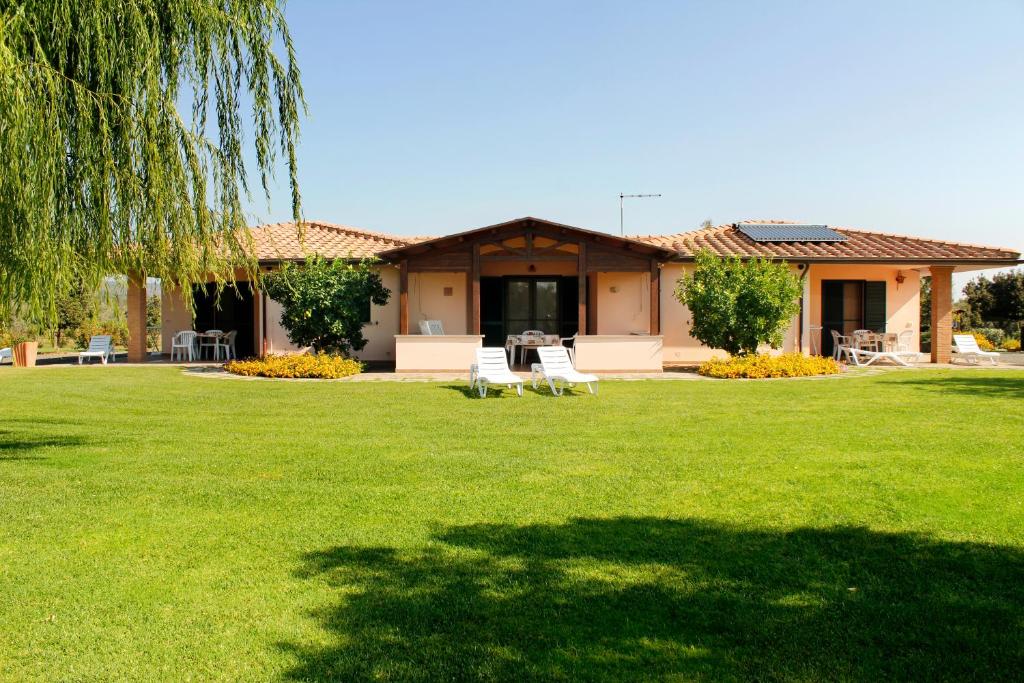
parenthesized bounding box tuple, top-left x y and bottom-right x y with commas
(896, 374, 1024, 399)
(282, 517, 1024, 681)
(0, 427, 89, 460)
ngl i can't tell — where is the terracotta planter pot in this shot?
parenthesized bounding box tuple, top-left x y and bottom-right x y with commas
(13, 341, 38, 367)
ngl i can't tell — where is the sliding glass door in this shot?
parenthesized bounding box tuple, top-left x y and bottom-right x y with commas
(505, 278, 560, 335)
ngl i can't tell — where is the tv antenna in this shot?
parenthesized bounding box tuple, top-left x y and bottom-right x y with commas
(619, 193, 661, 235)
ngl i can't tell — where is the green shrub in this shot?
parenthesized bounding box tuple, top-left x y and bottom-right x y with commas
(699, 353, 840, 379)
(225, 353, 363, 379)
(675, 250, 802, 356)
(971, 327, 1005, 348)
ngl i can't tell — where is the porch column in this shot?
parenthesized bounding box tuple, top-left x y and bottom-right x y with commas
(126, 272, 147, 362)
(399, 260, 409, 335)
(801, 265, 811, 354)
(578, 242, 587, 335)
(649, 260, 660, 335)
(470, 243, 480, 334)
(930, 265, 954, 363)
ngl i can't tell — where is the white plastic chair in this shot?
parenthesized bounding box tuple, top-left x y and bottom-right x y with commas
(896, 329, 914, 353)
(419, 320, 444, 336)
(517, 330, 545, 365)
(215, 330, 237, 360)
(200, 330, 222, 359)
(952, 334, 1000, 365)
(532, 346, 599, 396)
(78, 335, 114, 365)
(469, 348, 523, 397)
(170, 330, 197, 361)
(830, 330, 852, 362)
(0, 347, 11, 364)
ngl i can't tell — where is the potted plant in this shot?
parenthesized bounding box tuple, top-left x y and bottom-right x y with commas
(12, 335, 39, 367)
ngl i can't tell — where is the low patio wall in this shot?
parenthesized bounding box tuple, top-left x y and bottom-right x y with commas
(394, 335, 483, 372)
(574, 335, 664, 372)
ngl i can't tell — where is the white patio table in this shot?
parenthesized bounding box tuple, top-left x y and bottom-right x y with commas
(507, 334, 560, 366)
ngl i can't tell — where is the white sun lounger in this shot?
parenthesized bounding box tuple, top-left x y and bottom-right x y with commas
(469, 347, 523, 397)
(846, 347, 919, 367)
(78, 335, 115, 365)
(952, 334, 1000, 365)
(531, 346, 599, 396)
(0, 347, 11, 364)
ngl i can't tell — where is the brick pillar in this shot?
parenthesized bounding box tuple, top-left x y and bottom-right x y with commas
(127, 273, 148, 363)
(930, 266, 954, 364)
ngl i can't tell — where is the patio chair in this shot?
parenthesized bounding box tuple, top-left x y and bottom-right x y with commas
(531, 345, 599, 396)
(896, 329, 914, 353)
(830, 330, 852, 362)
(214, 330, 237, 361)
(199, 330, 222, 359)
(419, 320, 444, 336)
(517, 330, 546, 365)
(559, 333, 578, 364)
(469, 348, 523, 397)
(0, 347, 11, 364)
(170, 330, 197, 362)
(952, 334, 1000, 365)
(78, 335, 115, 365)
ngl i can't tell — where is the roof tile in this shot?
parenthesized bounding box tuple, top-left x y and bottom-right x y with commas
(631, 219, 1020, 262)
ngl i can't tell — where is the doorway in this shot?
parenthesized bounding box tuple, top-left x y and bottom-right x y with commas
(821, 280, 887, 357)
(480, 276, 580, 346)
(192, 282, 256, 358)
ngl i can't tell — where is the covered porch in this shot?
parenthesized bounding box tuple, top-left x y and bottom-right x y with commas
(379, 217, 674, 372)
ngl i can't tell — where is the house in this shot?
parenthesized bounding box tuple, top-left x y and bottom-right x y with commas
(143, 216, 1020, 370)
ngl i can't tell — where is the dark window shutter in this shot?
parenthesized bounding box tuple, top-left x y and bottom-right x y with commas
(864, 281, 887, 331)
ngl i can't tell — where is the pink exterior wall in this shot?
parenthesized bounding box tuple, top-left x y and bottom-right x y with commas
(408, 271, 468, 335)
(160, 286, 194, 354)
(595, 272, 651, 335)
(355, 265, 401, 362)
(394, 335, 482, 372)
(574, 335, 663, 372)
(659, 262, 922, 362)
(807, 264, 921, 351)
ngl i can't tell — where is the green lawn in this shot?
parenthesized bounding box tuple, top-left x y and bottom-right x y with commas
(1, 367, 1022, 681)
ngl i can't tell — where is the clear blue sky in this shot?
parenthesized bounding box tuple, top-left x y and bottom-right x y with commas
(250, 0, 1022, 283)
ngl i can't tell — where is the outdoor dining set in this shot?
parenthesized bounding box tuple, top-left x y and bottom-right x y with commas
(830, 328, 918, 366)
(169, 329, 238, 362)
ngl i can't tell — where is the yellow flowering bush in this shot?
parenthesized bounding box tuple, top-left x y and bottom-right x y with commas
(225, 353, 363, 379)
(972, 333, 995, 351)
(699, 353, 840, 379)
(1001, 338, 1020, 352)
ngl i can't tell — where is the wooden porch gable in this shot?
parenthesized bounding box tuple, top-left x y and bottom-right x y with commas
(379, 217, 674, 336)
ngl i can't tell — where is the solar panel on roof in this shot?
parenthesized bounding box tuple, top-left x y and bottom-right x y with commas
(736, 224, 847, 243)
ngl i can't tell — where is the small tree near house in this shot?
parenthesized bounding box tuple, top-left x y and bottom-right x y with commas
(262, 256, 391, 355)
(675, 250, 802, 356)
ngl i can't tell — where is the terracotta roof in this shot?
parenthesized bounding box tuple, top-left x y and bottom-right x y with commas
(248, 220, 428, 261)
(245, 218, 1020, 264)
(632, 219, 1021, 263)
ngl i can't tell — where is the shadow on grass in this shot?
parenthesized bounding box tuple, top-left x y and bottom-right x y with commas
(0, 425, 89, 460)
(897, 374, 1024, 399)
(282, 517, 1024, 681)
(438, 384, 590, 399)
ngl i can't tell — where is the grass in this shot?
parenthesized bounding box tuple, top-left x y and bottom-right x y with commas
(1, 366, 1022, 681)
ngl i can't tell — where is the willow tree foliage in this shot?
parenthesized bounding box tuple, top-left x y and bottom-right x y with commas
(675, 250, 802, 356)
(0, 0, 305, 320)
